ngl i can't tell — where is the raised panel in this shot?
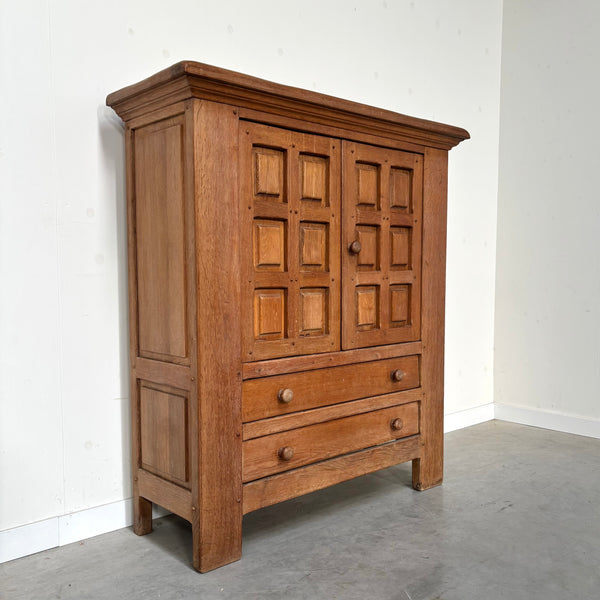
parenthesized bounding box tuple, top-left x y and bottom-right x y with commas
(390, 227, 411, 269)
(356, 163, 380, 208)
(140, 384, 189, 485)
(390, 285, 411, 327)
(254, 148, 285, 199)
(300, 288, 328, 335)
(390, 167, 412, 212)
(254, 219, 285, 271)
(254, 289, 286, 340)
(300, 222, 328, 271)
(356, 225, 379, 270)
(356, 285, 379, 330)
(134, 120, 187, 362)
(301, 155, 328, 205)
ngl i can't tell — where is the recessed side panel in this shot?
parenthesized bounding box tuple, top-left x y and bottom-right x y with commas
(139, 382, 189, 487)
(134, 117, 188, 363)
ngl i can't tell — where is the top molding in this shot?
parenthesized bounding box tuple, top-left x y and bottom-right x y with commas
(106, 61, 469, 150)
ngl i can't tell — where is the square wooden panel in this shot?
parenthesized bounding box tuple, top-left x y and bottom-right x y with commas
(356, 225, 379, 270)
(300, 155, 328, 205)
(390, 227, 411, 270)
(300, 288, 328, 336)
(300, 222, 328, 271)
(390, 167, 412, 212)
(254, 289, 286, 340)
(390, 284, 411, 327)
(356, 163, 380, 208)
(355, 285, 380, 330)
(254, 219, 286, 271)
(140, 384, 189, 485)
(254, 147, 285, 200)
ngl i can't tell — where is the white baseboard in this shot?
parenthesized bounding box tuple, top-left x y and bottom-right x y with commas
(495, 403, 600, 439)
(0, 499, 169, 564)
(444, 402, 495, 433)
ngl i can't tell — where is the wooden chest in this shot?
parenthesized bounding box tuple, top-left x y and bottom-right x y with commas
(106, 62, 469, 572)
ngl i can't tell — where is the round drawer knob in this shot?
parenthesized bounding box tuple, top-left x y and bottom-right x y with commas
(391, 418, 404, 431)
(278, 446, 294, 461)
(391, 369, 405, 382)
(277, 388, 294, 403)
(348, 240, 362, 254)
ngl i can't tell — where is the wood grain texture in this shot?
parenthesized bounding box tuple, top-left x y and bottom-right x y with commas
(192, 100, 243, 572)
(133, 358, 192, 391)
(137, 469, 192, 521)
(125, 127, 153, 536)
(412, 147, 448, 492)
(342, 141, 423, 350)
(243, 403, 419, 482)
(134, 116, 188, 364)
(240, 122, 341, 360)
(106, 62, 469, 150)
(242, 341, 422, 379)
(243, 435, 421, 514)
(243, 388, 424, 440)
(243, 355, 420, 422)
(139, 384, 189, 487)
(109, 62, 468, 573)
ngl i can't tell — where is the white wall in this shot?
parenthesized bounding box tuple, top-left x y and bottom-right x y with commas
(0, 0, 501, 548)
(495, 0, 600, 430)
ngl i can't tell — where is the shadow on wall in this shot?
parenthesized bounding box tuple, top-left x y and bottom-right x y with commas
(97, 104, 131, 497)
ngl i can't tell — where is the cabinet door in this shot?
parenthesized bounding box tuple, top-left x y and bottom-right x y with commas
(342, 141, 422, 349)
(240, 122, 341, 361)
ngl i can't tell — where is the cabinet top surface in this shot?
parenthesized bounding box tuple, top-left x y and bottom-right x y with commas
(106, 61, 469, 150)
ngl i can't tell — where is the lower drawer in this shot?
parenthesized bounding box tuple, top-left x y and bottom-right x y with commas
(242, 402, 419, 482)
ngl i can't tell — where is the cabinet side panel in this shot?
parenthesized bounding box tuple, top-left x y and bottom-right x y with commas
(193, 100, 243, 572)
(133, 116, 188, 364)
(413, 147, 448, 490)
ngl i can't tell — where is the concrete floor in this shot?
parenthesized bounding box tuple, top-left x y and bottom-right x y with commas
(2, 420, 599, 600)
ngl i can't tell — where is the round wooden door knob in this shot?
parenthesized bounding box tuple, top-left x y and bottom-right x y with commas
(390, 418, 404, 431)
(278, 446, 294, 461)
(277, 388, 294, 403)
(348, 240, 362, 254)
(391, 369, 405, 382)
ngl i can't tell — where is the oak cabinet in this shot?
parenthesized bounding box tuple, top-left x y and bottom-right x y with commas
(106, 62, 468, 572)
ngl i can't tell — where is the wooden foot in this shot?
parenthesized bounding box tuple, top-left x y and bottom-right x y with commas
(412, 455, 443, 491)
(191, 513, 242, 573)
(133, 495, 153, 535)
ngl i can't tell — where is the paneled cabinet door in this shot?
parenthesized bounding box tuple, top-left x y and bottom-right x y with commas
(240, 122, 341, 361)
(342, 141, 423, 349)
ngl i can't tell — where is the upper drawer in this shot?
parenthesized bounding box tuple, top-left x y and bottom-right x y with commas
(242, 355, 419, 422)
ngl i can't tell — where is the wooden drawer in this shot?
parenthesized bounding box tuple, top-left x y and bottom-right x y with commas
(242, 402, 419, 482)
(242, 355, 420, 422)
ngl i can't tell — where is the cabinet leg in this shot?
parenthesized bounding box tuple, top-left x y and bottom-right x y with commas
(133, 494, 153, 535)
(191, 510, 242, 573)
(412, 452, 443, 491)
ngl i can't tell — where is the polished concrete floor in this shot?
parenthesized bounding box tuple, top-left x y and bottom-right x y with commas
(2, 420, 599, 600)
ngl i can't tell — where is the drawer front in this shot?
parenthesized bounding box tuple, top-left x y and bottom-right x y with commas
(243, 402, 419, 482)
(243, 355, 419, 422)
